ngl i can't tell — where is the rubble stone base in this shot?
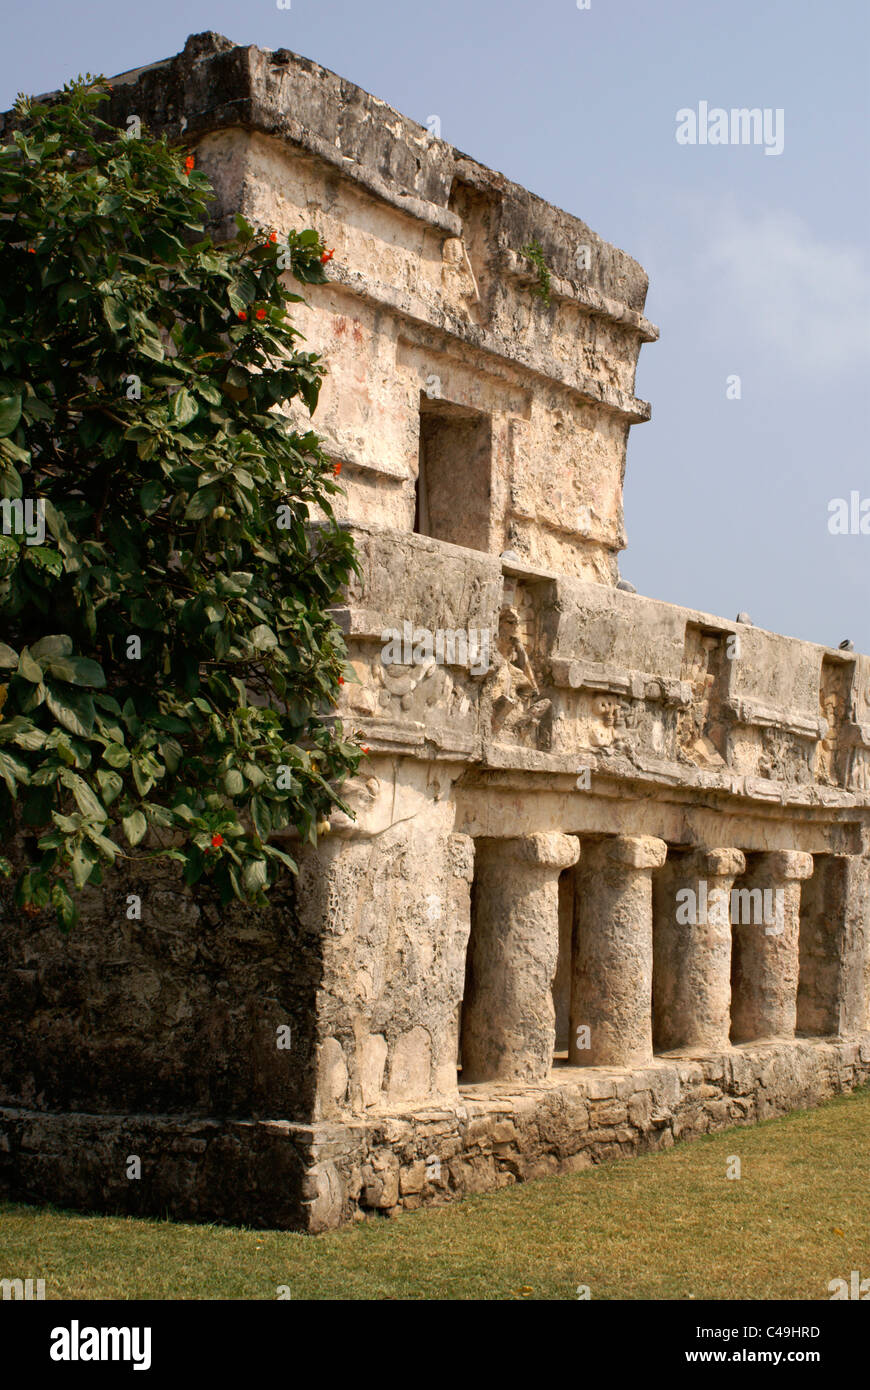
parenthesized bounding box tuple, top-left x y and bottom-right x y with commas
(3, 1036, 868, 1232)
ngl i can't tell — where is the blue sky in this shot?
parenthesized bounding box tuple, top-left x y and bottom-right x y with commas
(4, 0, 868, 649)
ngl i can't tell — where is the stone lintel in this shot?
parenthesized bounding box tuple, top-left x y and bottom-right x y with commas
(725, 698, 824, 741)
(753, 850, 815, 881)
(506, 832, 580, 871)
(604, 835, 667, 871)
(674, 847, 747, 879)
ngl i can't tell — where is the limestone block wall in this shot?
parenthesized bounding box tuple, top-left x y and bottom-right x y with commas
(294, 765, 474, 1117)
(333, 529, 870, 806)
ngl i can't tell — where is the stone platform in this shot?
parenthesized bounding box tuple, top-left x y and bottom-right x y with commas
(3, 1037, 867, 1232)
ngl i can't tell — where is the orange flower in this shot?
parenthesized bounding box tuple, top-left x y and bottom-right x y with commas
(338, 676, 345, 685)
(211, 833, 224, 848)
(185, 155, 195, 172)
(237, 310, 247, 321)
(27, 247, 35, 254)
(321, 248, 335, 264)
(256, 308, 266, 321)
(269, 231, 278, 244)
(333, 461, 342, 476)
(362, 747, 370, 754)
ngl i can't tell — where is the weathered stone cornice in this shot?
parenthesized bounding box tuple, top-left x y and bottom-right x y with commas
(724, 696, 824, 740)
(319, 275, 652, 422)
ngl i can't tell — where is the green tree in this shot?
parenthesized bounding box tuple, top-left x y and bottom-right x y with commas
(0, 77, 363, 928)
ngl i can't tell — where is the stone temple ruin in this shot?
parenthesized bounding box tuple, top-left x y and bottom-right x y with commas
(1, 33, 869, 1232)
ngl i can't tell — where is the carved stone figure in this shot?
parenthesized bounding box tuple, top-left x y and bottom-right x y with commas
(484, 605, 552, 748)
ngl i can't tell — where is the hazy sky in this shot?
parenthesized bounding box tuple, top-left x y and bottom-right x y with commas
(4, 0, 868, 650)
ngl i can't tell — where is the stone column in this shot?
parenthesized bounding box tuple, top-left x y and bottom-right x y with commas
(653, 848, 746, 1052)
(461, 833, 580, 1084)
(570, 835, 668, 1067)
(730, 851, 814, 1043)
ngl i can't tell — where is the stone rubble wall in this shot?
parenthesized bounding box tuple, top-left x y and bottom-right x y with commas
(0, 860, 318, 1122)
(3, 1038, 867, 1231)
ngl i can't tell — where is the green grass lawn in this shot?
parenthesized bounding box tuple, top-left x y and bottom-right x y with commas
(2, 1086, 868, 1300)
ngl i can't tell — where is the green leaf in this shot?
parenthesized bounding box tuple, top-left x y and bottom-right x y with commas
(132, 759, 154, 797)
(96, 768, 123, 805)
(102, 742, 130, 769)
(17, 649, 43, 683)
(45, 685, 96, 738)
(71, 841, 97, 889)
(60, 770, 107, 823)
(266, 845, 298, 873)
(184, 483, 220, 520)
(24, 546, 63, 575)
(251, 625, 278, 650)
(0, 749, 29, 793)
(84, 827, 119, 860)
(102, 297, 126, 332)
(0, 395, 22, 438)
(171, 387, 198, 426)
(11, 724, 47, 751)
(138, 335, 165, 362)
(30, 635, 72, 661)
(122, 810, 147, 846)
(251, 795, 272, 840)
(242, 858, 268, 894)
(140, 480, 165, 515)
(0, 86, 355, 931)
(51, 881, 77, 932)
(143, 802, 173, 829)
(46, 655, 106, 688)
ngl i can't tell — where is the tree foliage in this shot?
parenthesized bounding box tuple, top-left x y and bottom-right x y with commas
(0, 78, 363, 927)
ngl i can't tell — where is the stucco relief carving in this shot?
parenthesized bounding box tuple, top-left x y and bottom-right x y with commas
(441, 237, 480, 313)
(678, 628, 727, 768)
(341, 652, 476, 730)
(846, 746, 870, 791)
(817, 668, 848, 786)
(587, 694, 637, 756)
(374, 656, 475, 725)
(484, 605, 553, 749)
(758, 727, 813, 785)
